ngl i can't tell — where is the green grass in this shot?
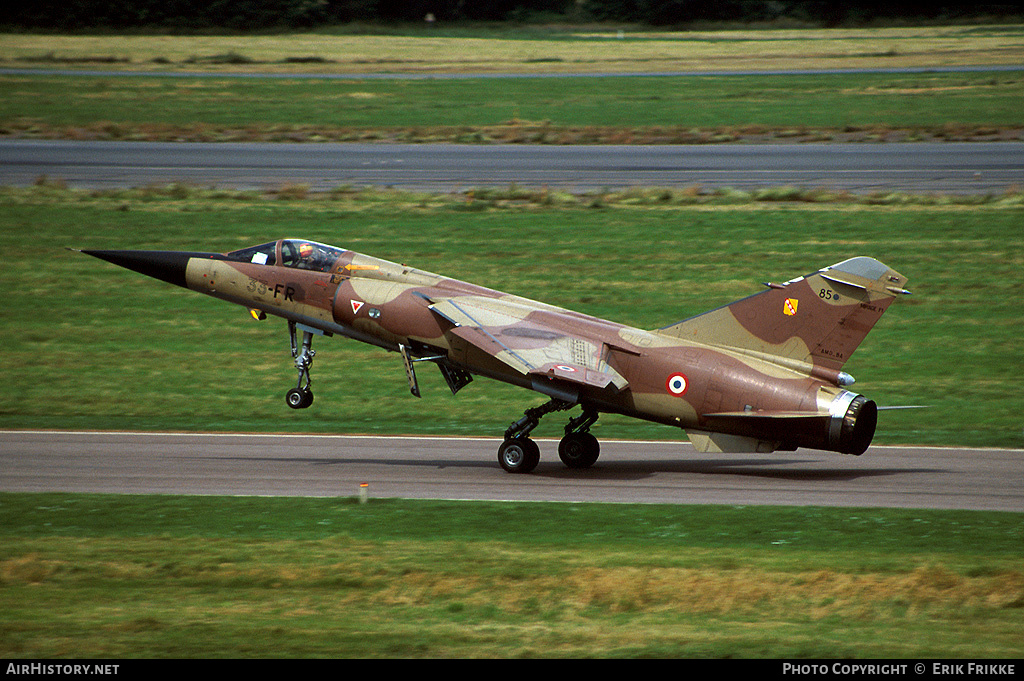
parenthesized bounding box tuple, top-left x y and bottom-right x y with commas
(2, 25, 1020, 142)
(2, 24, 1021, 74)
(2, 492, 1022, 658)
(0, 185, 1022, 448)
(1, 70, 1022, 143)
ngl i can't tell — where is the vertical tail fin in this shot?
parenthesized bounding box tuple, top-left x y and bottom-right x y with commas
(658, 257, 910, 371)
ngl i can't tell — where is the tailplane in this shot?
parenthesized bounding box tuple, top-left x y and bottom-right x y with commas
(658, 257, 910, 371)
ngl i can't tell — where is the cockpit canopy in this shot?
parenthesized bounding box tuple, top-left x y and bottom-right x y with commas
(225, 239, 346, 273)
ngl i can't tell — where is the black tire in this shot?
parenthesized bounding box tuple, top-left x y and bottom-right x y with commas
(558, 432, 600, 469)
(497, 437, 540, 474)
(285, 388, 313, 409)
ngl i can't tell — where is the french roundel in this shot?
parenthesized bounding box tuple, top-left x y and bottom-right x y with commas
(666, 372, 689, 396)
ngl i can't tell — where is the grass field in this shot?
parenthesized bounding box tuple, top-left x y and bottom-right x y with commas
(2, 69, 1023, 145)
(1, 26, 1022, 144)
(2, 24, 1022, 74)
(1, 185, 1021, 448)
(2, 492, 1022, 658)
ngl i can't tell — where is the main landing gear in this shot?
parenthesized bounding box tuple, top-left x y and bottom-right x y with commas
(497, 399, 602, 474)
(285, 321, 316, 409)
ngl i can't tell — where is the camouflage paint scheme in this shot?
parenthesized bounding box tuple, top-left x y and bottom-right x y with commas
(81, 240, 910, 473)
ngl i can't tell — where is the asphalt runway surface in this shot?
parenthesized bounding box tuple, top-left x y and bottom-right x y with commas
(2, 140, 1021, 194)
(2, 431, 1021, 511)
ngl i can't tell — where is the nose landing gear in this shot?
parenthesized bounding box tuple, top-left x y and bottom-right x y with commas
(285, 321, 316, 409)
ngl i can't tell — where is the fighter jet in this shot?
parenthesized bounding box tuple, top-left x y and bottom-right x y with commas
(80, 240, 910, 473)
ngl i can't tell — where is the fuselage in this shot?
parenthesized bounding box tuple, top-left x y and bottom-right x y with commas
(173, 239, 861, 452)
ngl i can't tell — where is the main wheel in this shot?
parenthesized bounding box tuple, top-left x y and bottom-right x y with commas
(558, 432, 600, 469)
(497, 437, 540, 474)
(285, 388, 313, 409)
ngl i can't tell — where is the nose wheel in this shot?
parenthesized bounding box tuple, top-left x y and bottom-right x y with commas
(285, 321, 316, 409)
(285, 386, 313, 409)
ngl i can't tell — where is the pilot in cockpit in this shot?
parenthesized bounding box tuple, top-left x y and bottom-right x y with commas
(294, 241, 344, 273)
(297, 242, 320, 270)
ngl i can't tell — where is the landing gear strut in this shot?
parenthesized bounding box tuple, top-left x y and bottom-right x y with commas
(285, 321, 315, 409)
(497, 399, 602, 473)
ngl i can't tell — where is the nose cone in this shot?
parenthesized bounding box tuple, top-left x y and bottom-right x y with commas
(80, 250, 218, 289)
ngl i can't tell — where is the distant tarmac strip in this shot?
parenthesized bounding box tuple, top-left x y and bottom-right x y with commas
(2, 139, 1021, 193)
(2, 430, 1021, 511)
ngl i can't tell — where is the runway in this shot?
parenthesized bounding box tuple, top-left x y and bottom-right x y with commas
(1, 431, 1021, 511)
(2, 139, 1021, 194)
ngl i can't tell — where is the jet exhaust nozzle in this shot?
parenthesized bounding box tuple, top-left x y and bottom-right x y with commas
(829, 392, 877, 456)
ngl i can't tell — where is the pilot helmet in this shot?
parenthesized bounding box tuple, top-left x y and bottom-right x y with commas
(299, 243, 315, 259)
